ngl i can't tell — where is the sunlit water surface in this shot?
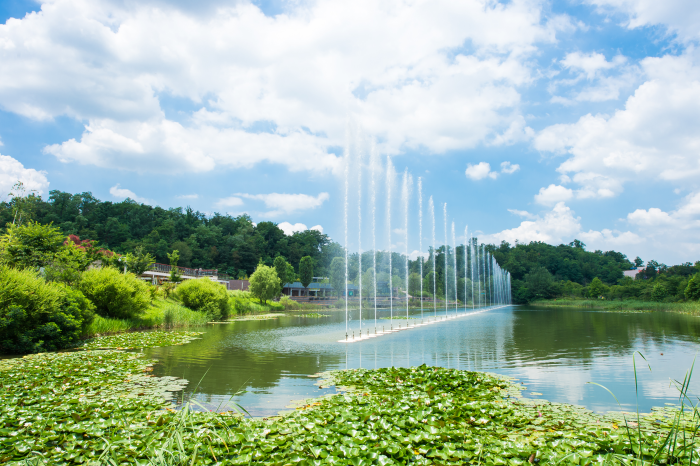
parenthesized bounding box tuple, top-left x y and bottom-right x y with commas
(144, 306, 700, 416)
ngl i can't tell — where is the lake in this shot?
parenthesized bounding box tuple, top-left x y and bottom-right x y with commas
(144, 306, 700, 416)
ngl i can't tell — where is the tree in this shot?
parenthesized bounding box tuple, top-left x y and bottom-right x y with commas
(525, 266, 555, 300)
(685, 274, 700, 301)
(286, 263, 296, 283)
(126, 246, 156, 275)
(330, 256, 345, 297)
(588, 277, 608, 298)
(423, 271, 437, 296)
(634, 256, 644, 267)
(361, 267, 375, 298)
(167, 249, 182, 283)
(0, 221, 65, 269)
(249, 263, 281, 304)
(651, 282, 667, 302)
(299, 256, 314, 296)
(408, 272, 422, 297)
(273, 256, 289, 289)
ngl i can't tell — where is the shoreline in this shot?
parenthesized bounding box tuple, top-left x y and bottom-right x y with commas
(2, 330, 698, 465)
(530, 298, 700, 316)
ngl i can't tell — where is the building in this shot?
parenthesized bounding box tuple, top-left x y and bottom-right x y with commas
(281, 277, 359, 299)
(623, 267, 646, 279)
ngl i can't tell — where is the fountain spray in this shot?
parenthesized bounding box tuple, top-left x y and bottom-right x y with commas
(371, 141, 377, 333)
(470, 235, 474, 310)
(443, 203, 447, 318)
(402, 170, 410, 322)
(343, 127, 349, 339)
(418, 177, 423, 323)
(464, 226, 468, 314)
(429, 197, 436, 321)
(386, 156, 394, 329)
(452, 222, 457, 315)
(357, 135, 363, 335)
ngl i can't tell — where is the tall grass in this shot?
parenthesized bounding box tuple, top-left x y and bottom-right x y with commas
(533, 298, 700, 315)
(82, 299, 209, 337)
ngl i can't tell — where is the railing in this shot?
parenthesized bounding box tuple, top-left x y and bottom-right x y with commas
(147, 263, 219, 278)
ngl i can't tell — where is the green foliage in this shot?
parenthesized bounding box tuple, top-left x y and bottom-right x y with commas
(361, 267, 375, 298)
(167, 249, 182, 283)
(176, 278, 230, 321)
(0, 221, 65, 269)
(248, 263, 281, 305)
(126, 245, 156, 275)
(0, 190, 339, 279)
(524, 266, 556, 301)
(273, 256, 289, 286)
(78, 267, 151, 319)
(685, 274, 700, 301)
(299, 255, 314, 290)
(329, 256, 345, 297)
(423, 271, 437, 296)
(408, 271, 422, 297)
(651, 282, 668, 302)
(0, 265, 94, 353)
(588, 277, 608, 298)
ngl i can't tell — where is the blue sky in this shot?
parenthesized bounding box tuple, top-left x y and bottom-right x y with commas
(1, 0, 699, 264)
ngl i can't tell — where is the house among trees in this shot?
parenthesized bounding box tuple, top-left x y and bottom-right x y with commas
(281, 277, 358, 299)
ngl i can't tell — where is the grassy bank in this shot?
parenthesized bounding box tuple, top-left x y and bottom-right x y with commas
(82, 291, 325, 338)
(3, 330, 699, 465)
(532, 298, 700, 315)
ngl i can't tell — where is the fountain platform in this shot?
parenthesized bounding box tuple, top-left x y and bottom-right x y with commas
(337, 305, 510, 343)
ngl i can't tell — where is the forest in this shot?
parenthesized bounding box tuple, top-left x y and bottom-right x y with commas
(3, 189, 699, 304)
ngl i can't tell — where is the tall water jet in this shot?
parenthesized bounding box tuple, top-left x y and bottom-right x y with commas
(386, 155, 394, 329)
(357, 135, 362, 335)
(418, 178, 423, 322)
(452, 221, 457, 315)
(476, 238, 481, 309)
(482, 244, 486, 308)
(343, 128, 349, 339)
(371, 141, 377, 333)
(464, 226, 468, 313)
(402, 170, 411, 322)
(470, 234, 475, 310)
(443, 203, 448, 317)
(429, 197, 436, 320)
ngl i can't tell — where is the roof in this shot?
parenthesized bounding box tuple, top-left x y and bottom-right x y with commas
(283, 281, 358, 290)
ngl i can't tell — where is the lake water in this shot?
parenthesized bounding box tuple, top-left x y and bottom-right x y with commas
(144, 306, 700, 417)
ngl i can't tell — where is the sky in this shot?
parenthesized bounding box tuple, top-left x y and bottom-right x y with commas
(1, 0, 699, 265)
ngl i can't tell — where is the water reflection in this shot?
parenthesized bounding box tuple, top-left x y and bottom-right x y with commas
(144, 307, 700, 416)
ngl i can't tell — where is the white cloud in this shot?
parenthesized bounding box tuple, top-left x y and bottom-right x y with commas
(215, 196, 244, 208)
(500, 161, 520, 174)
(176, 194, 199, 200)
(535, 52, 700, 198)
(234, 192, 329, 217)
(483, 202, 641, 251)
(561, 51, 622, 79)
(310, 225, 324, 233)
(278, 222, 310, 236)
(0, 154, 49, 199)
(587, 0, 700, 43)
(408, 250, 429, 260)
(0, 0, 570, 174)
(482, 202, 582, 244)
(550, 52, 637, 104)
(109, 184, 151, 204)
(534, 184, 574, 205)
(465, 162, 498, 180)
(508, 208, 536, 220)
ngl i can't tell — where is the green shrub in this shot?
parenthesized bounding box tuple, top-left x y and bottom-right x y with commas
(0, 266, 94, 353)
(176, 278, 230, 321)
(78, 267, 151, 319)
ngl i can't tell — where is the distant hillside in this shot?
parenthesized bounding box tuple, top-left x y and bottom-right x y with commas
(0, 190, 342, 279)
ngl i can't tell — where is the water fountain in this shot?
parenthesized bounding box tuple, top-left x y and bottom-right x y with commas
(338, 139, 512, 343)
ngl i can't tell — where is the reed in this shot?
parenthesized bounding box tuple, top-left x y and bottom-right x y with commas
(533, 298, 700, 315)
